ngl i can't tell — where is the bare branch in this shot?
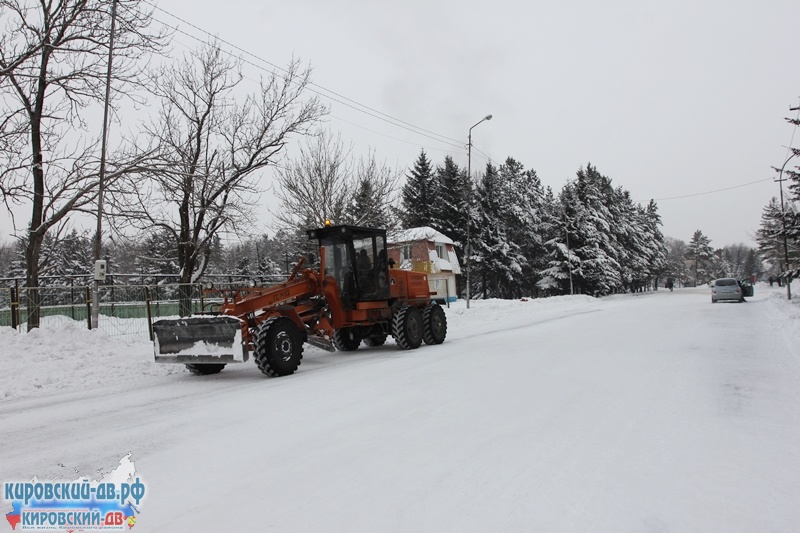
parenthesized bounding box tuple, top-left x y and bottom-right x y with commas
(111, 40, 326, 288)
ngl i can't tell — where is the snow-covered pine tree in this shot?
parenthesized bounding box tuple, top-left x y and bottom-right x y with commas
(498, 157, 548, 297)
(347, 177, 391, 228)
(400, 150, 438, 229)
(537, 186, 579, 295)
(756, 198, 787, 271)
(663, 237, 691, 286)
(472, 161, 523, 299)
(742, 249, 762, 280)
(134, 229, 179, 286)
(685, 230, 714, 285)
(571, 164, 621, 295)
(433, 155, 470, 247)
(643, 200, 668, 288)
(608, 188, 640, 291)
(57, 229, 93, 283)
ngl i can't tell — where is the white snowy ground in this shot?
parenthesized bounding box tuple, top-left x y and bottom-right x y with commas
(1, 283, 800, 532)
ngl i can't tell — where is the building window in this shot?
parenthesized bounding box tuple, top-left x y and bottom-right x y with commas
(435, 243, 446, 259)
(400, 244, 412, 262)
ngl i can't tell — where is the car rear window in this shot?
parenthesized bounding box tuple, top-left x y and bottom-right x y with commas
(715, 279, 737, 286)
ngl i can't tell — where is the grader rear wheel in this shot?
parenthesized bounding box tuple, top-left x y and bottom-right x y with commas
(253, 317, 304, 377)
(333, 328, 361, 351)
(392, 305, 423, 350)
(422, 304, 447, 345)
(363, 332, 388, 347)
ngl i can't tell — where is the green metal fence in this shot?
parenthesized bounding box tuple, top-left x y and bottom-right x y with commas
(1, 283, 216, 340)
(1, 276, 289, 340)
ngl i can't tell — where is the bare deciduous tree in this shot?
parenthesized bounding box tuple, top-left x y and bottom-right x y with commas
(273, 130, 354, 229)
(110, 41, 326, 315)
(0, 0, 169, 329)
(346, 150, 401, 229)
(274, 130, 401, 231)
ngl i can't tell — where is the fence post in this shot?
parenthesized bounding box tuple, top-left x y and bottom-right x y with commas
(85, 286, 92, 330)
(178, 283, 192, 317)
(10, 287, 19, 329)
(70, 278, 76, 320)
(145, 286, 154, 341)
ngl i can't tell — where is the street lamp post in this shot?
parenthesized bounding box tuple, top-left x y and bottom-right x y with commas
(776, 150, 798, 300)
(465, 114, 492, 309)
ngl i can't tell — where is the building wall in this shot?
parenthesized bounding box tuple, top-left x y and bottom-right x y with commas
(387, 240, 458, 303)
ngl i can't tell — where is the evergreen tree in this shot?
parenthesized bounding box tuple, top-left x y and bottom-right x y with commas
(234, 245, 254, 277)
(134, 229, 179, 285)
(663, 237, 691, 287)
(685, 230, 714, 285)
(643, 200, 668, 288)
(57, 230, 94, 281)
(533, 187, 567, 295)
(536, 163, 664, 295)
(0, 241, 17, 285)
(719, 244, 751, 278)
(433, 155, 471, 247)
(537, 188, 578, 295)
(203, 236, 226, 275)
(743, 248, 762, 280)
(347, 177, 391, 228)
(498, 158, 543, 297)
(756, 197, 799, 272)
(472, 162, 524, 298)
(571, 164, 621, 295)
(6, 230, 94, 286)
(400, 150, 438, 228)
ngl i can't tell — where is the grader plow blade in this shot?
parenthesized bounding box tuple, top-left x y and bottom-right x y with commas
(153, 316, 248, 364)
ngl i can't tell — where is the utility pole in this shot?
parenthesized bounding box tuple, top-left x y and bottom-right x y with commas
(92, 0, 118, 329)
(774, 101, 800, 300)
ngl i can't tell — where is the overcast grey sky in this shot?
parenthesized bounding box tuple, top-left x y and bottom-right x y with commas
(10, 0, 800, 249)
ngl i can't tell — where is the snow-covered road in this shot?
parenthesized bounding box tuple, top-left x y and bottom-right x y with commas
(2, 285, 799, 532)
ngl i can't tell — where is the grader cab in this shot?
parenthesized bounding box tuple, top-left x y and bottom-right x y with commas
(152, 224, 448, 377)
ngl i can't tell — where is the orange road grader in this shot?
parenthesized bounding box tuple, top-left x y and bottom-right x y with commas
(152, 224, 448, 376)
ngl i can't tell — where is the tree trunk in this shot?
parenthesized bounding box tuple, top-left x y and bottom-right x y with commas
(24, 233, 43, 331)
(23, 46, 49, 331)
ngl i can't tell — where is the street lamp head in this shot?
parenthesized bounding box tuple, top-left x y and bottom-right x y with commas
(484, 114, 493, 121)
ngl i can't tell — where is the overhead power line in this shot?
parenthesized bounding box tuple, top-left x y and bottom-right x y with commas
(651, 178, 773, 201)
(140, 0, 466, 151)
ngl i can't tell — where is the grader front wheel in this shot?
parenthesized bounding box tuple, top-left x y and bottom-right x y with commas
(253, 317, 304, 377)
(185, 363, 226, 375)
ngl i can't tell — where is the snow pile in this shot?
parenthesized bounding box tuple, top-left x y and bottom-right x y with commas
(761, 288, 800, 338)
(0, 318, 181, 402)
